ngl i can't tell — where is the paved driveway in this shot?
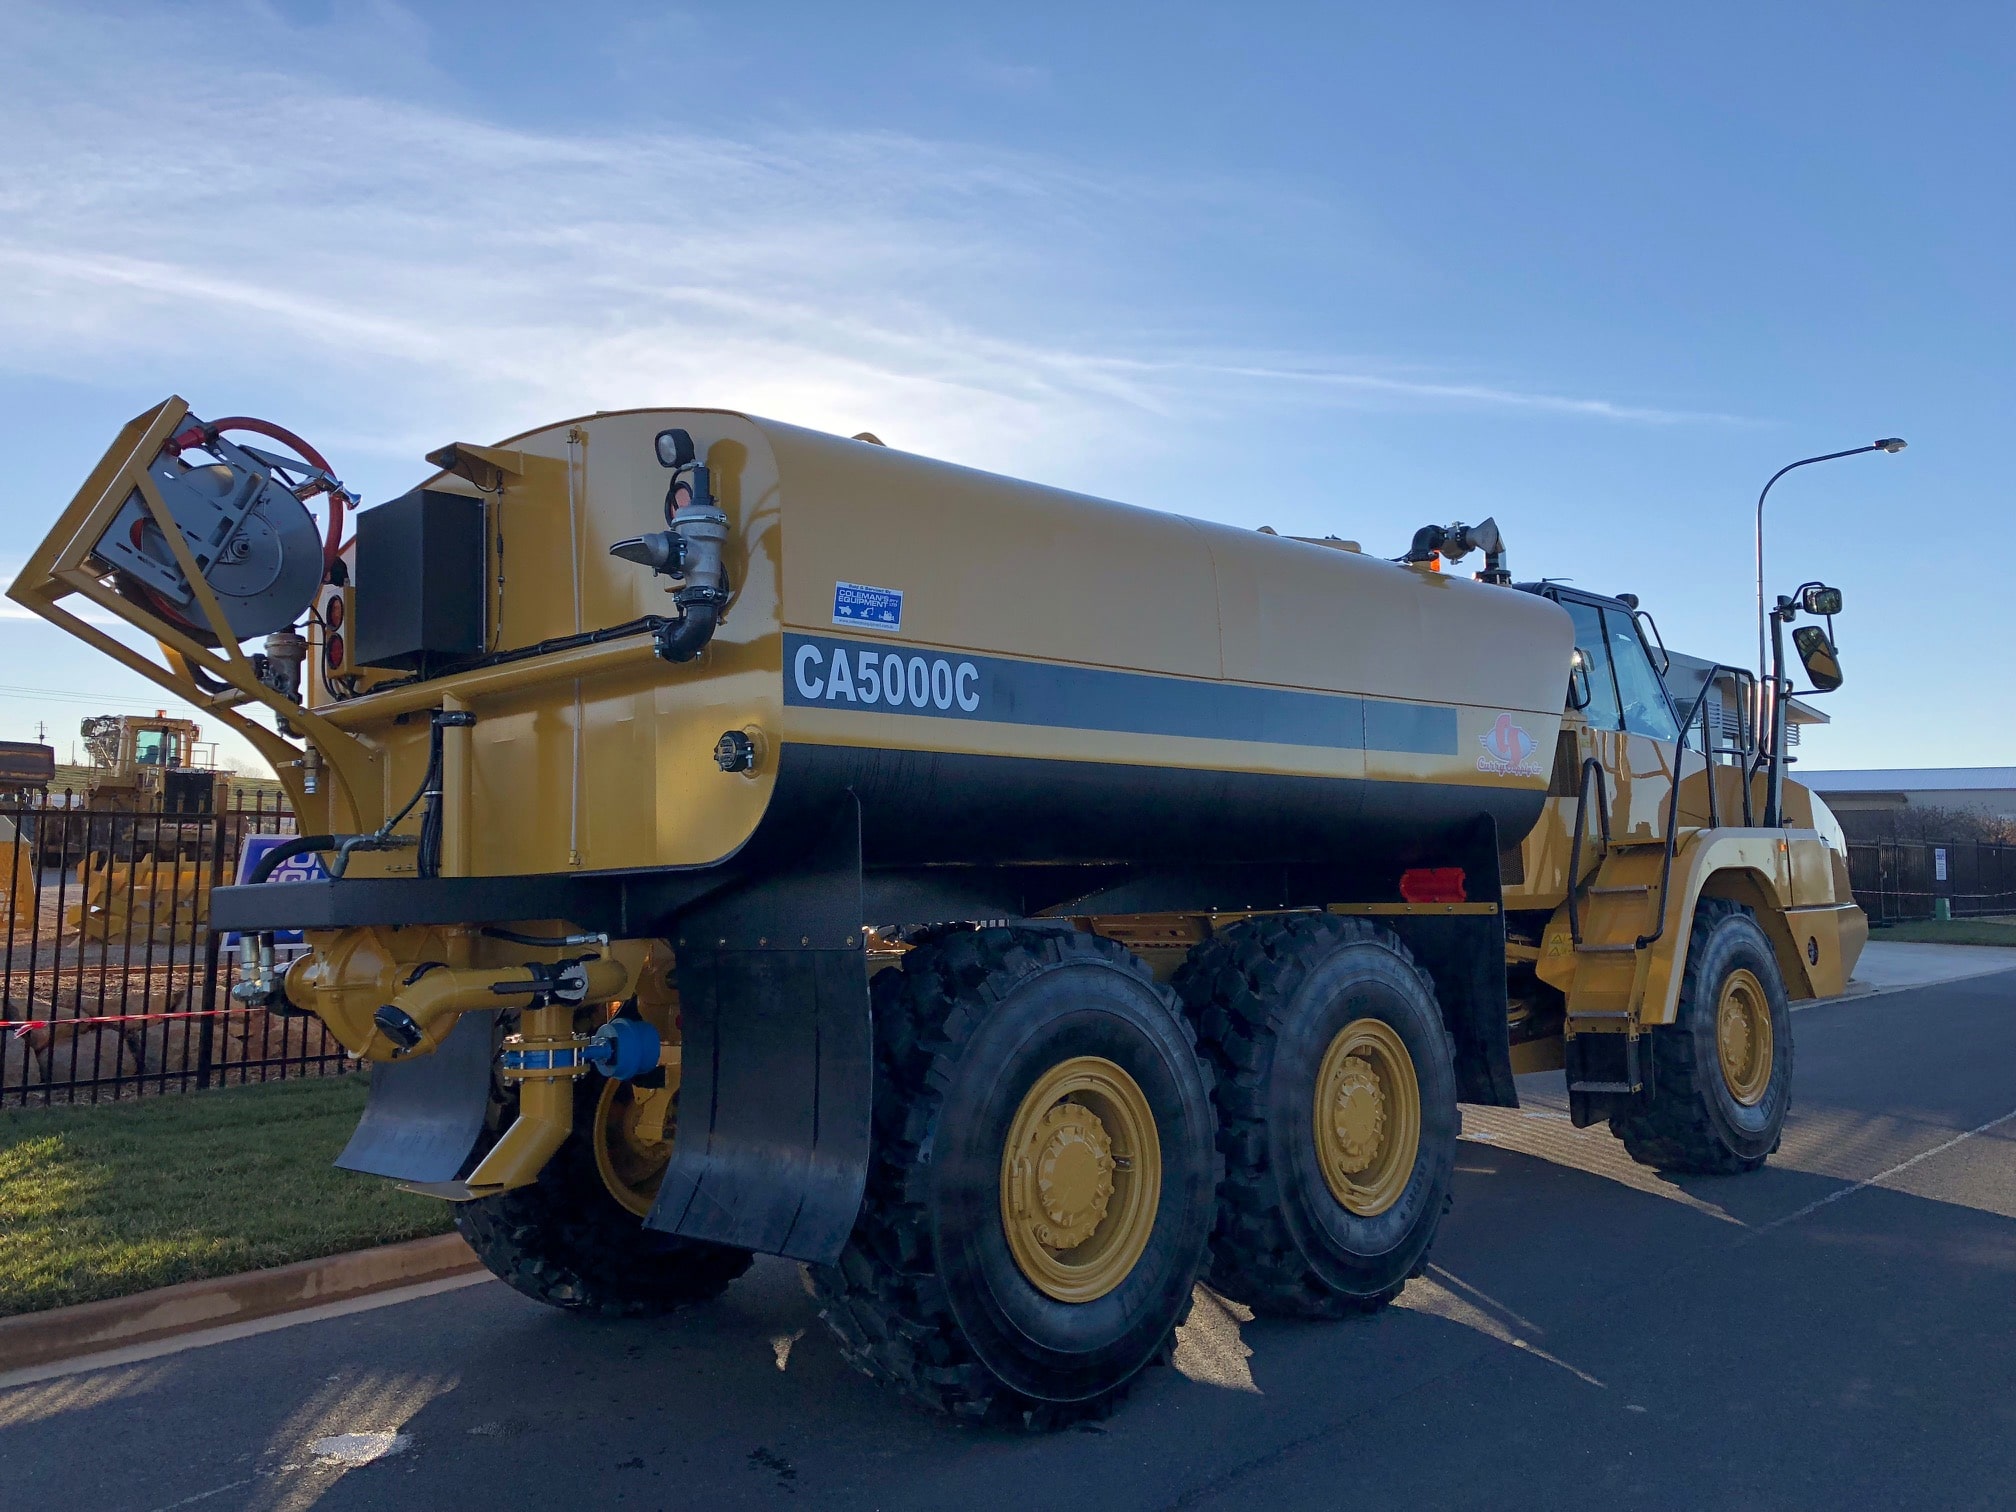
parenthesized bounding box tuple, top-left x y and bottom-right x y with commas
(4, 970, 2013, 1511)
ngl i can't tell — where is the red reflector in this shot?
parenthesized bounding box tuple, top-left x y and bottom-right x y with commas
(1400, 867, 1467, 904)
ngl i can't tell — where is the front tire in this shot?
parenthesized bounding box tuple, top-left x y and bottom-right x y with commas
(810, 926, 1217, 1426)
(455, 1071, 753, 1317)
(1176, 914, 1459, 1318)
(1611, 900, 1792, 1174)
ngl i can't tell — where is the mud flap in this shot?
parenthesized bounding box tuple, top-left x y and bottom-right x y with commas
(645, 799, 872, 1264)
(335, 1012, 495, 1181)
(1381, 814, 1519, 1108)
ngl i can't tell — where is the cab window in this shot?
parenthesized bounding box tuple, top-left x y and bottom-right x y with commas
(1560, 600, 1622, 731)
(1604, 610, 1681, 742)
(135, 730, 166, 766)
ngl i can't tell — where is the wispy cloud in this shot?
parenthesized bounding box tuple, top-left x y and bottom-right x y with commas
(0, 0, 1735, 498)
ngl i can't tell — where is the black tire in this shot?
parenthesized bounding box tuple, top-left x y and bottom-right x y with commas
(454, 1073, 753, 1317)
(808, 926, 1218, 1426)
(1611, 900, 1792, 1174)
(1176, 914, 1459, 1318)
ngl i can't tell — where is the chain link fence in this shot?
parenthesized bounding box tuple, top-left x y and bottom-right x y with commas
(1, 793, 352, 1107)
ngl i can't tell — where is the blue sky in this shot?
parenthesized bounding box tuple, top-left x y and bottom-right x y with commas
(2, 0, 2007, 771)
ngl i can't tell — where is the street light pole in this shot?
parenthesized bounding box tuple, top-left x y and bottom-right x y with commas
(1754, 440, 1907, 680)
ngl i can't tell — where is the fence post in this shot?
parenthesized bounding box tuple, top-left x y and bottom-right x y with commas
(194, 809, 226, 1091)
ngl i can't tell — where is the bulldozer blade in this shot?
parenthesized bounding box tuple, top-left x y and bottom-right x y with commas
(336, 1012, 495, 1182)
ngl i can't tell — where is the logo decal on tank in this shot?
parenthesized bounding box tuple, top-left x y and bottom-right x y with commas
(832, 581, 904, 633)
(1477, 714, 1542, 777)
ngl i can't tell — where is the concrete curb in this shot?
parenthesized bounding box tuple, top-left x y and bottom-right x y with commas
(0, 1232, 480, 1373)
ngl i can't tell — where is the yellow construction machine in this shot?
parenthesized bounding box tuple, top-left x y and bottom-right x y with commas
(9, 399, 1866, 1424)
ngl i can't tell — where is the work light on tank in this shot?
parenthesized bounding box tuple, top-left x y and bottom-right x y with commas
(655, 428, 696, 469)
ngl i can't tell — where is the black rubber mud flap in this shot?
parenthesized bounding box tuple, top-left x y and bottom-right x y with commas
(335, 1012, 495, 1181)
(1381, 814, 1519, 1108)
(645, 799, 872, 1264)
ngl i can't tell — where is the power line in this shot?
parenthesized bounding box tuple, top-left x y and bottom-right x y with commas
(0, 683, 205, 713)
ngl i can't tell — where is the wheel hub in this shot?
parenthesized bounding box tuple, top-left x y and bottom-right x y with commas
(594, 1071, 677, 1218)
(1028, 1103, 1116, 1249)
(1715, 968, 1773, 1107)
(1000, 1056, 1162, 1303)
(1328, 1057, 1387, 1173)
(1312, 1017, 1422, 1218)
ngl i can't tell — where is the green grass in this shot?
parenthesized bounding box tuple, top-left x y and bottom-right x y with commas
(0, 1074, 455, 1319)
(1870, 915, 2016, 948)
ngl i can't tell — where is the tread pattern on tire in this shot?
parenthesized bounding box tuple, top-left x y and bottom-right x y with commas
(809, 925, 1207, 1427)
(1176, 912, 1453, 1319)
(1610, 898, 1777, 1175)
(455, 1078, 753, 1317)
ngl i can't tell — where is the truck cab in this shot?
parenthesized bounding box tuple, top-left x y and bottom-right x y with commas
(1501, 580, 1865, 1127)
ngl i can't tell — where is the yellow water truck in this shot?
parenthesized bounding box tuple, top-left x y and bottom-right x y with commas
(11, 399, 1865, 1424)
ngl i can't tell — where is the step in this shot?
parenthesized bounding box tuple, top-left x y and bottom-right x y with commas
(1567, 1079, 1639, 1095)
(1588, 883, 1652, 896)
(1576, 942, 1640, 954)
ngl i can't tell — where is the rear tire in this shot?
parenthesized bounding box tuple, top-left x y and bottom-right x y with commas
(1176, 914, 1459, 1318)
(1610, 900, 1792, 1175)
(455, 1073, 753, 1317)
(809, 926, 1217, 1426)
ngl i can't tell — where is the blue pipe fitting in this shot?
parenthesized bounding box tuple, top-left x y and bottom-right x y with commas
(499, 1043, 586, 1073)
(581, 1018, 663, 1081)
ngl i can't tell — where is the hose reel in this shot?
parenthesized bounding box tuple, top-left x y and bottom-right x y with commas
(94, 414, 351, 645)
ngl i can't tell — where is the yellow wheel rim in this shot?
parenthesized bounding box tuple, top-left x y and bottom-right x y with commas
(592, 1073, 677, 1218)
(1313, 1017, 1421, 1218)
(999, 1056, 1162, 1303)
(1716, 968, 1774, 1107)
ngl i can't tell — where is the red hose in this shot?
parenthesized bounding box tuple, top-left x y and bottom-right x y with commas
(203, 416, 347, 572)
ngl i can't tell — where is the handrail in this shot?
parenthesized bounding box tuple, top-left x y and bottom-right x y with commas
(1565, 756, 1613, 946)
(1635, 664, 1748, 950)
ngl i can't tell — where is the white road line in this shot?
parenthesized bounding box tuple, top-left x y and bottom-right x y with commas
(0, 1272, 494, 1392)
(143, 1477, 256, 1512)
(1753, 1106, 2016, 1238)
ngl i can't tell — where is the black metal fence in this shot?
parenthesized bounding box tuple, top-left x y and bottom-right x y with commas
(1847, 840, 2016, 925)
(1, 793, 353, 1108)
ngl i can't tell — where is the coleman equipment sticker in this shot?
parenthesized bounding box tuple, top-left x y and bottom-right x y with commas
(833, 581, 904, 633)
(1477, 714, 1543, 777)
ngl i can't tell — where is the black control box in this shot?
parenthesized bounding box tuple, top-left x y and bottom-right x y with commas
(353, 489, 484, 675)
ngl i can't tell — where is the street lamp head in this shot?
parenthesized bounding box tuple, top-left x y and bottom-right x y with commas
(1875, 437, 1907, 453)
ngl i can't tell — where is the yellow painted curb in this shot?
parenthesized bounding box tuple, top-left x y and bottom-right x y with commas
(0, 1233, 480, 1373)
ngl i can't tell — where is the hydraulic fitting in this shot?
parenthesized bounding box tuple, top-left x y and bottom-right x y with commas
(580, 1017, 664, 1081)
(371, 955, 631, 1058)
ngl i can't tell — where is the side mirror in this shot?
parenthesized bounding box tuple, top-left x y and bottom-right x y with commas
(1800, 584, 1843, 616)
(1793, 625, 1843, 692)
(654, 428, 696, 469)
(1567, 649, 1593, 710)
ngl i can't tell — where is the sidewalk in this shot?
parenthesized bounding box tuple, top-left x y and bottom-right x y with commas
(1849, 940, 2016, 995)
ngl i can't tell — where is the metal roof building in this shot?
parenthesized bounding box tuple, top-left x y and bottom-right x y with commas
(1800, 767, 2016, 821)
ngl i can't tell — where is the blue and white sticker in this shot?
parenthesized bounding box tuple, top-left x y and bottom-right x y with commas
(223, 834, 331, 947)
(833, 581, 903, 633)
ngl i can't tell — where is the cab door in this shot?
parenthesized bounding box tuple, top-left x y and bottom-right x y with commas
(1598, 606, 1687, 844)
(1555, 597, 1633, 842)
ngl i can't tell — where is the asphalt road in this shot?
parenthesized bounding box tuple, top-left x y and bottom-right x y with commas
(6, 970, 2014, 1511)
